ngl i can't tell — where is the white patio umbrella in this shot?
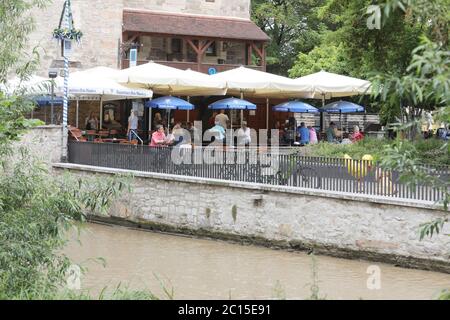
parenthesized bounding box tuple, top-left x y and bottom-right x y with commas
(2, 76, 58, 122)
(179, 68, 229, 124)
(211, 66, 311, 128)
(210, 66, 310, 98)
(293, 70, 371, 131)
(115, 61, 227, 96)
(293, 70, 371, 100)
(55, 67, 153, 128)
(1, 75, 50, 95)
(115, 62, 226, 131)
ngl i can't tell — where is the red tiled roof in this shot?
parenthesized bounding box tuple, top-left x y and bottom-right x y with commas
(123, 9, 270, 42)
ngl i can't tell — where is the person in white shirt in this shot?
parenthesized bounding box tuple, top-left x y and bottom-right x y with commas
(127, 110, 139, 141)
(236, 121, 252, 146)
(215, 110, 229, 129)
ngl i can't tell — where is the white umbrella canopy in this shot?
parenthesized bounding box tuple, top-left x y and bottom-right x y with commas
(115, 61, 226, 96)
(293, 70, 371, 99)
(1, 75, 51, 95)
(181, 69, 227, 96)
(210, 66, 311, 98)
(55, 67, 153, 101)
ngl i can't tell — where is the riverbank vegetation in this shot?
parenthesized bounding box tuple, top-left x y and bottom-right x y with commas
(309, 138, 450, 166)
(0, 0, 156, 300)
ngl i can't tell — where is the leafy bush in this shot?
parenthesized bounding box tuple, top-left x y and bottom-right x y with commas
(310, 138, 449, 166)
(0, 150, 129, 299)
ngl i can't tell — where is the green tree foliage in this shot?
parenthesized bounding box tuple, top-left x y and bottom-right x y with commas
(0, 0, 134, 300)
(0, 153, 129, 299)
(371, 1, 449, 266)
(297, 0, 423, 78)
(310, 138, 450, 166)
(0, 93, 41, 160)
(0, 0, 50, 159)
(252, 0, 333, 75)
(289, 43, 348, 77)
(0, 0, 47, 83)
(370, 0, 449, 125)
(371, 38, 449, 125)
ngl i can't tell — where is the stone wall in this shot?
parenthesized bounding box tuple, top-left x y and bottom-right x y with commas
(27, 0, 251, 77)
(124, 0, 251, 19)
(13, 126, 63, 165)
(28, 0, 123, 77)
(53, 163, 450, 273)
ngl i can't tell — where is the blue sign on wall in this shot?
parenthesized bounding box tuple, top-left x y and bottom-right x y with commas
(130, 48, 138, 67)
(208, 67, 217, 75)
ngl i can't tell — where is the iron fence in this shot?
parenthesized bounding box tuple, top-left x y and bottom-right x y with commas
(68, 141, 449, 202)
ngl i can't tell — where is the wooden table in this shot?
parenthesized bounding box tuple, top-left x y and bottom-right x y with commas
(102, 138, 128, 144)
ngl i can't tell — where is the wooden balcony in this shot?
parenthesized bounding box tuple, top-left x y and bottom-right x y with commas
(121, 59, 264, 74)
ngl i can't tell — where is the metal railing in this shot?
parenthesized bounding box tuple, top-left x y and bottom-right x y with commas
(129, 129, 144, 145)
(68, 141, 449, 202)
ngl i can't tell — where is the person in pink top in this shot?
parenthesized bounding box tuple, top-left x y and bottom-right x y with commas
(150, 125, 167, 147)
(308, 126, 318, 144)
(351, 125, 364, 143)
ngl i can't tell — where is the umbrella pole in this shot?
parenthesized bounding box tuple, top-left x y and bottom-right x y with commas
(340, 111, 342, 131)
(99, 96, 103, 129)
(167, 109, 171, 131)
(240, 92, 244, 127)
(321, 95, 325, 133)
(187, 96, 190, 123)
(149, 107, 152, 133)
(266, 98, 269, 129)
(76, 99, 79, 128)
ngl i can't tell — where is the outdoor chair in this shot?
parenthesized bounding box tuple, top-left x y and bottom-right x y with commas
(85, 130, 97, 141)
(68, 126, 87, 142)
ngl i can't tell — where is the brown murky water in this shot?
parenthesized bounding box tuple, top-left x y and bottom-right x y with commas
(64, 223, 450, 300)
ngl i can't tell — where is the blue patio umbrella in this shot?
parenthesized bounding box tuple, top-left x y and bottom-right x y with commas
(322, 100, 365, 113)
(322, 100, 365, 130)
(273, 101, 319, 113)
(34, 95, 64, 107)
(31, 96, 64, 125)
(209, 97, 256, 128)
(208, 97, 257, 110)
(145, 96, 194, 110)
(145, 96, 194, 130)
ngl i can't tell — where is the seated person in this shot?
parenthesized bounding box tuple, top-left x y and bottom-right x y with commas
(150, 125, 167, 147)
(308, 126, 318, 144)
(326, 122, 343, 143)
(236, 121, 252, 146)
(350, 125, 364, 143)
(165, 131, 176, 146)
(187, 122, 201, 145)
(171, 123, 186, 146)
(85, 112, 99, 130)
(208, 120, 226, 142)
(297, 122, 310, 145)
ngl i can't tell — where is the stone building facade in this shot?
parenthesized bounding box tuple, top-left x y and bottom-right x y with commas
(27, 0, 256, 77)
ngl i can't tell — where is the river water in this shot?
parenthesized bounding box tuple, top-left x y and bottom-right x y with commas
(64, 223, 450, 300)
